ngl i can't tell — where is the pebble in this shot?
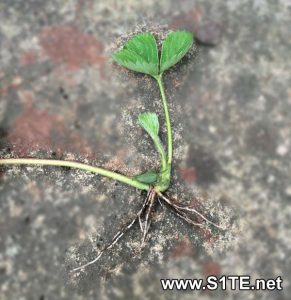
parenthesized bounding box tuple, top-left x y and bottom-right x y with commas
(195, 22, 223, 46)
(276, 144, 288, 156)
(209, 125, 217, 134)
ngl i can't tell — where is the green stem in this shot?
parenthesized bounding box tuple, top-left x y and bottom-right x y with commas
(0, 158, 149, 191)
(155, 74, 172, 166)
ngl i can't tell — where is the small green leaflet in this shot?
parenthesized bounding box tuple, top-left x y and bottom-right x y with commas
(133, 170, 158, 184)
(134, 113, 161, 184)
(160, 31, 193, 73)
(112, 32, 159, 76)
(137, 112, 159, 142)
(137, 112, 167, 170)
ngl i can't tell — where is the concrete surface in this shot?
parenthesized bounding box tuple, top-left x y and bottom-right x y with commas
(0, 0, 291, 299)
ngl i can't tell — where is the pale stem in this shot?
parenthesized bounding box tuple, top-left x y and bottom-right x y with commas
(0, 158, 149, 191)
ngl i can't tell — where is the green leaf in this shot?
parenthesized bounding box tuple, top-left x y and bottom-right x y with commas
(137, 112, 159, 142)
(160, 31, 193, 73)
(112, 32, 159, 76)
(133, 170, 158, 184)
(137, 112, 167, 172)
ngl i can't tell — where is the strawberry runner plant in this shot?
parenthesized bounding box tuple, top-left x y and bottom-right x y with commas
(0, 31, 225, 272)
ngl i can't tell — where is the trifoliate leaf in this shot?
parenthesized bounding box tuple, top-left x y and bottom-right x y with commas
(133, 170, 158, 184)
(160, 31, 193, 73)
(137, 112, 159, 141)
(112, 32, 159, 76)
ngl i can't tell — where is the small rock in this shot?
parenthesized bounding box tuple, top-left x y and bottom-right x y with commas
(276, 144, 288, 156)
(11, 76, 23, 86)
(209, 125, 217, 134)
(267, 174, 275, 183)
(195, 22, 223, 46)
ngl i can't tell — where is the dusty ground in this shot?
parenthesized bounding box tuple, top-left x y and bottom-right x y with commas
(1, 0, 291, 299)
